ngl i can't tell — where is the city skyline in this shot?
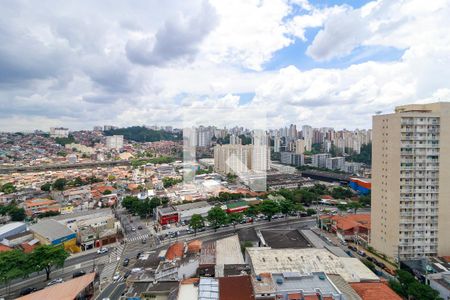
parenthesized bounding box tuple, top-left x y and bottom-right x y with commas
(1, 0, 449, 131)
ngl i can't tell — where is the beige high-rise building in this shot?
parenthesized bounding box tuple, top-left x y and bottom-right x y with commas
(371, 102, 450, 260)
(295, 139, 305, 155)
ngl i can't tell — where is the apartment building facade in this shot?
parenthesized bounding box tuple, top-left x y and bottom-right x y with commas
(371, 102, 450, 260)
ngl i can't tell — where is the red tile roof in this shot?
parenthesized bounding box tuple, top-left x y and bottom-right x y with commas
(0, 244, 12, 252)
(187, 240, 202, 253)
(219, 275, 255, 300)
(165, 242, 184, 260)
(303, 296, 319, 300)
(350, 282, 402, 300)
(20, 242, 37, 253)
(329, 214, 371, 231)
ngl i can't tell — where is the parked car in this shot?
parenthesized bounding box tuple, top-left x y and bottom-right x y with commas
(136, 252, 143, 259)
(348, 245, 357, 251)
(123, 258, 130, 267)
(47, 278, 63, 286)
(357, 250, 366, 257)
(124, 270, 131, 279)
(138, 225, 143, 230)
(376, 261, 386, 269)
(73, 270, 86, 278)
(20, 287, 37, 296)
(141, 238, 147, 244)
(131, 227, 136, 232)
(366, 256, 375, 263)
(345, 250, 353, 257)
(97, 247, 108, 254)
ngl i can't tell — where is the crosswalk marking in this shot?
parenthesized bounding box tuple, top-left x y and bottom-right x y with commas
(98, 244, 125, 281)
(124, 233, 150, 243)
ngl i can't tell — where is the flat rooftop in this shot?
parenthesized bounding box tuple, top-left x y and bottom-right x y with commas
(246, 247, 378, 283)
(261, 229, 312, 248)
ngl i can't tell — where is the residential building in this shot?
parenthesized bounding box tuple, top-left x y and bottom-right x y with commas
(24, 198, 61, 216)
(325, 157, 345, 171)
(371, 102, 450, 260)
(105, 135, 124, 150)
(273, 136, 281, 153)
(280, 152, 304, 167)
(50, 127, 69, 138)
(312, 153, 331, 168)
(295, 139, 305, 155)
(214, 144, 270, 175)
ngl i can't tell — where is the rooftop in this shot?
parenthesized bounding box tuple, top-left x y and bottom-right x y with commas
(252, 273, 276, 294)
(16, 272, 95, 300)
(272, 272, 341, 297)
(175, 201, 210, 211)
(165, 241, 184, 261)
(350, 282, 402, 300)
(30, 219, 75, 242)
(216, 235, 244, 265)
(219, 275, 255, 300)
(329, 214, 371, 231)
(0, 222, 26, 236)
(246, 247, 378, 283)
(199, 277, 219, 300)
(261, 229, 311, 249)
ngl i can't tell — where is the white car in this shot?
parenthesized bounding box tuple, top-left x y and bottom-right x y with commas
(113, 272, 120, 281)
(97, 247, 108, 254)
(47, 278, 63, 286)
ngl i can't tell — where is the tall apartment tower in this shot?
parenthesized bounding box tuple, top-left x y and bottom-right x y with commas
(371, 102, 450, 260)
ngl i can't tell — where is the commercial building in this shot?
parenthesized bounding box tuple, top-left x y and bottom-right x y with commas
(245, 247, 378, 283)
(30, 219, 77, 251)
(0, 222, 27, 241)
(371, 102, 450, 260)
(349, 178, 371, 195)
(105, 135, 124, 150)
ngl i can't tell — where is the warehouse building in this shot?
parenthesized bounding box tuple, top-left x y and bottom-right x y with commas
(30, 219, 77, 251)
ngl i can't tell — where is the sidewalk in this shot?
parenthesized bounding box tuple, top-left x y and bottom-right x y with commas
(68, 242, 119, 260)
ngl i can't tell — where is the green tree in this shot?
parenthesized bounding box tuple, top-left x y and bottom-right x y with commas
(347, 201, 362, 214)
(337, 203, 348, 214)
(0, 250, 28, 287)
(245, 205, 259, 218)
(259, 200, 280, 221)
(207, 206, 228, 231)
(189, 214, 205, 235)
(103, 189, 112, 195)
(0, 183, 16, 194)
(30, 245, 69, 280)
(8, 206, 26, 221)
(306, 208, 316, 216)
(331, 187, 353, 199)
(279, 199, 295, 217)
(52, 178, 67, 191)
(228, 213, 244, 230)
(40, 182, 52, 192)
(359, 193, 371, 207)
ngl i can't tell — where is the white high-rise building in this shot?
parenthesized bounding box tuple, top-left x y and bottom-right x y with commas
(106, 135, 124, 150)
(50, 127, 69, 138)
(214, 144, 270, 175)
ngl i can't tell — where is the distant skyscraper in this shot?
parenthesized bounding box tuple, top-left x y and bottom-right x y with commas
(371, 102, 450, 260)
(274, 136, 281, 153)
(295, 139, 305, 155)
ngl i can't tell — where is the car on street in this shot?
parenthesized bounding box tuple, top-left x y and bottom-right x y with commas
(20, 287, 37, 296)
(47, 278, 64, 286)
(73, 270, 86, 278)
(136, 251, 143, 259)
(97, 247, 108, 254)
(142, 238, 147, 244)
(113, 272, 120, 281)
(357, 250, 366, 257)
(348, 245, 357, 252)
(123, 258, 130, 266)
(124, 270, 131, 279)
(138, 225, 143, 230)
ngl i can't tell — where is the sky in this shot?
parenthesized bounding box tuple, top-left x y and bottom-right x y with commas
(0, 0, 450, 131)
